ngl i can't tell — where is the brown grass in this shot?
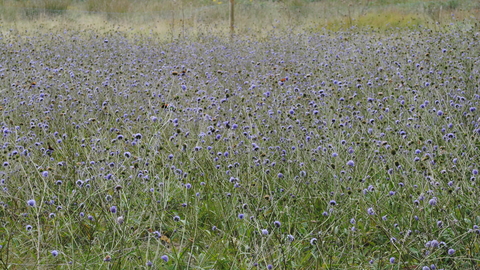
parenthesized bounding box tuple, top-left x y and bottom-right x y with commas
(0, 0, 478, 37)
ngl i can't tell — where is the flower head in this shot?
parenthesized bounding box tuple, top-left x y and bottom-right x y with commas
(27, 199, 36, 207)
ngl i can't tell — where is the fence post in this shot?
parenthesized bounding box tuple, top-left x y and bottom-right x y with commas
(230, 0, 234, 39)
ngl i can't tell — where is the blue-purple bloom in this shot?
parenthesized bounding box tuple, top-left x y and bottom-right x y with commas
(287, 234, 294, 241)
(161, 255, 169, 262)
(27, 199, 36, 207)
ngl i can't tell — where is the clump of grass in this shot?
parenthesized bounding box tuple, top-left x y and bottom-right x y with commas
(323, 9, 426, 31)
(85, 0, 131, 14)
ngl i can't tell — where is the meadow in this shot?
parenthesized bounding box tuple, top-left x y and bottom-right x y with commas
(0, 0, 480, 269)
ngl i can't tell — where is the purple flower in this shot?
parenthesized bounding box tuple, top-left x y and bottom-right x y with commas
(448, 248, 455, 255)
(329, 200, 337, 206)
(51, 250, 59, 257)
(367, 207, 375, 215)
(27, 199, 36, 207)
(310, 238, 317, 245)
(26, 225, 33, 231)
(146, 261, 153, 267)
(110, 206, 117, 213)
(287, 234, 294, 241)
(173, 216, 180, 221)
(346, 160, 355, 167)
(42, 171, 49, 177)
(161, 255, 169, 262)
(238, 214, 244, 219)
(429, 198, 437, 206)
(277, 173, 284, 178)
(185, 183, 192, 189)
(267, 264, 273, 270)
(261, 229, 269, 235)
(124, 152, 131, 158)
(273, 221, 281, 228)
(389, 257, 395, 264)
(117, 216, 124, 224)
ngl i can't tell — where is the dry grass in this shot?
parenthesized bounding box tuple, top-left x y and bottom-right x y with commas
(0, 0, 478, 37)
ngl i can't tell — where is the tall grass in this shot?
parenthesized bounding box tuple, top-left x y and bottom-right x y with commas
(0, 0, 478, 34)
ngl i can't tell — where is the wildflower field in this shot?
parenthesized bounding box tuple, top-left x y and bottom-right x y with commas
(0, 13, 480, 270)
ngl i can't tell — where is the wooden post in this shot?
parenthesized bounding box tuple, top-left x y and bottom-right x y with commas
(229, 0, 234, 39)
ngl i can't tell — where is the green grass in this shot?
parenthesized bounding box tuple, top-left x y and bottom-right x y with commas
(0, 1, 479, 269)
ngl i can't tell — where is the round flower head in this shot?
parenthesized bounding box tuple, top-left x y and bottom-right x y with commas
(161, 255, 169, 262)
(310, 238, 317, 245)
(117, 216, 124, 225)
(261, 229, 269, 235)
(173, 215, 180, 221)
(346, 160, 355, 167)
(27, 199, 36, 207)
(448, 248, 455, 255)
(110, 206, 117, 213)
(389, 257, 395, 264)
(273, 221, 281, 228)
(287, 234, 294, 241)
(51, 250, 59, 257)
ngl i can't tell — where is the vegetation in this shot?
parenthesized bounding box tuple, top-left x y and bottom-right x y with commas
(0, 0, 479, 269)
